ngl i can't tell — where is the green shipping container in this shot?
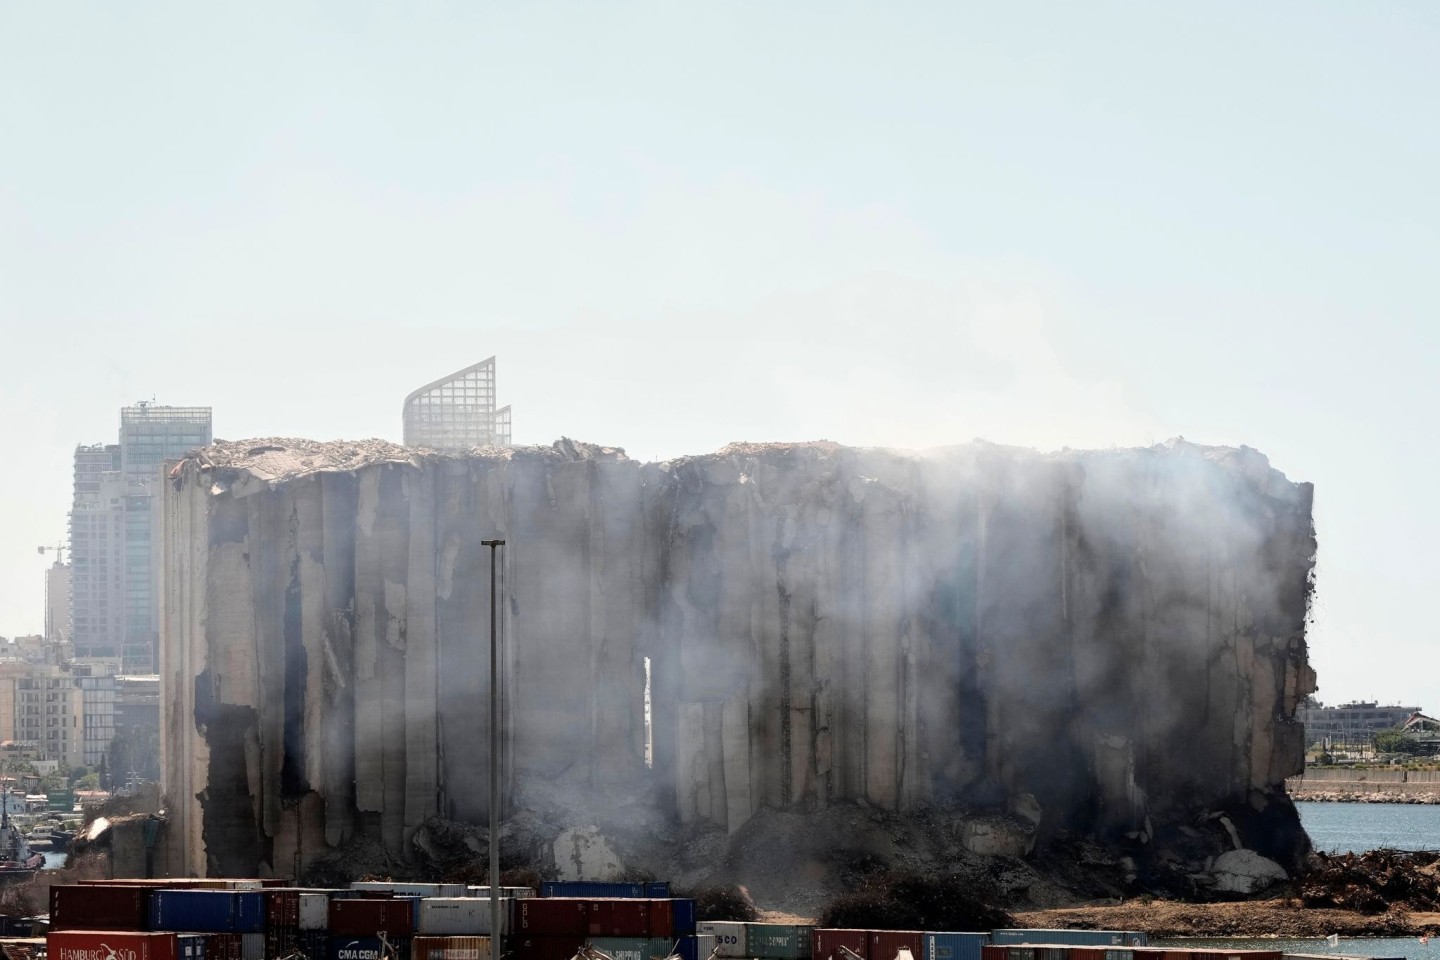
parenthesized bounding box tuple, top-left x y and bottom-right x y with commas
(750, 925, 813, 960)
(590, 938, 673, 960)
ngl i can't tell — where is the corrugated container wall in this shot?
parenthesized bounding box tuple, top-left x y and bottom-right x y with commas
(697, 922, 747, 959)
(413, 936, 493, 960)
(924, 933, 989, 960)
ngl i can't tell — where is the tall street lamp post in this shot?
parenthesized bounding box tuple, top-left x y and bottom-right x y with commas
(481, 539, 506, 948)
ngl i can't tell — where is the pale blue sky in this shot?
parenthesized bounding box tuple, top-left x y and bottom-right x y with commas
(2, 3, 1436, 710)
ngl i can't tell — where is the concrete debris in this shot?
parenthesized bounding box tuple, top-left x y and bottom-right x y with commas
(1207, 849, 1289, 895)
(159, 436, 1316, 886)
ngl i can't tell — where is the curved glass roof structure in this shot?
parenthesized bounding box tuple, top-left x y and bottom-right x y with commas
(402, 357, 513, 450)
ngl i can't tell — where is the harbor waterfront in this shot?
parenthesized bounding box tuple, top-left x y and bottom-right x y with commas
(1297, 801, 1440, 854)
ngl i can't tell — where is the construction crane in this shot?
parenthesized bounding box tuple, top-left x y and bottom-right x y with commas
(36, 541, 66, 564)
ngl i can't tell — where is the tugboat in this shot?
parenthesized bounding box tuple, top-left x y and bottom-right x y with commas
(0, 793, 44, 878)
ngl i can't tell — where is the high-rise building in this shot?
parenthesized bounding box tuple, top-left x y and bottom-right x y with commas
(70, 404, 212, 672)
(0, 660, 112, 770)
(117, 403, 212, 672)
(70, 444, 125, 661)
(45, 561, 71, 646)
(402, 357, 512, 451)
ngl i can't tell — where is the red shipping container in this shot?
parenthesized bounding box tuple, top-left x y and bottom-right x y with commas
(517, 899, 589, 937)
(207, 934, 241, 960)
(982, 947, 1009, 960)
(329, 899, 417, 937)
(50, 931, 178, 960)
(647, 900, 673, 939)
(50, 886, 153, 931)
(814, 930, 870, 960)
(1069, 951, 1107, 960)
(599, 900, 651, 938)
(870, 931, 923, 960)
(512, 937, 584, 960)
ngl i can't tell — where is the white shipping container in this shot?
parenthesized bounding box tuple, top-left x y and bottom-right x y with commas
(299, 893, 331, 931)
(241, 934, 265, 960)
(694, 935, 719, 960)
(350, 881, 397, 893)
(697, 923, 747, 959)
(395, 883, 470, 898)
(466, 886, 536, 900)
(420, 898, 512, 936)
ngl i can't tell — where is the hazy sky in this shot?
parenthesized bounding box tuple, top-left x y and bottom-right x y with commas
(2, 3, 1436, 711)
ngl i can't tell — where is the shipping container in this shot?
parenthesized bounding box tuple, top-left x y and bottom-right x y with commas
(993, 934, 1147, 949)
(296, 932, 331, 960)
(50, 930, 179, 960)
(466, 887, 537, 900)
(240, 933, 264, 960)
(267, 888, 336, 927)
(330, 899, 420, 937)
(511, 936, 585, 960)
(327, 935, 413, 960)
(671, 900, 696, 938)
(924, 933, 989, 960)
(590, 937, 673, 960)
(352, 883, 471, 899)
(300, 893, 332, 931)
(750, 923, 813, 960)
(269, 929, 301, 959)
(813, 929, 870, 960)
(981, 947, 1008, 960)
(541, 882, 648, 899)
(648, 900, 674, 939)
(696, 922, 747, 959)
(517, 898, 589, 937)
(645, 883, 672, 899)
(418, 899, 511, 936)
(50, 885, 153, 931)
(207, 934, 242, 960)
(178, 934, 208, 960)
(1070, 949, 1133, 960)
(150, 890, 265, 934)
(678, 935, 718, 960)
(413, 936, 493, 960)
(592, 899, 651, 938)
(871, 932, 923, 960)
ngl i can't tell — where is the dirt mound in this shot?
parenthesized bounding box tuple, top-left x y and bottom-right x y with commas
(1298, 849, 1440, 913)
(818, 870, 1012, 931)
(1012, 899, 1422, 937)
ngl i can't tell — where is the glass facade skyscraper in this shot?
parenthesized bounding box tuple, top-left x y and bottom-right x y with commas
(71, 404, 212, 672)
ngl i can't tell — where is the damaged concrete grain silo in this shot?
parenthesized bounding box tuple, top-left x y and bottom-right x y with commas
(159, 438, 1316, 884)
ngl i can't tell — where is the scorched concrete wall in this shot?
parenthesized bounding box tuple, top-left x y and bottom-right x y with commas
(159, 438, 1315, 877)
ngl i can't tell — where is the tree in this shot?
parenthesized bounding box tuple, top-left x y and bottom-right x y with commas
(1374, 729, 1428, 756)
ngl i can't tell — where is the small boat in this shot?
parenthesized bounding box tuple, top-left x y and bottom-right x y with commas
(0, 800, 43, 878)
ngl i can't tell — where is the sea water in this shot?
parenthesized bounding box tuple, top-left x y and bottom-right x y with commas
(1296, 801, 1440, 854)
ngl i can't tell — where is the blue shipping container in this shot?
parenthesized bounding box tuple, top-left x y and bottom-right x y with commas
(644, 882, 672, 899)
(924, 933, 988, 960)
(178, 934, 208, 960)
(671, 900, 697, 937)
(150, 890, 266, 933)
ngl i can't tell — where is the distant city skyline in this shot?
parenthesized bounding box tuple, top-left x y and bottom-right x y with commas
(3, 2, 1438, 714)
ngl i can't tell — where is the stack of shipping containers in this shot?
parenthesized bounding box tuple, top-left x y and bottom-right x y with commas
(41, 879, 1298, 960)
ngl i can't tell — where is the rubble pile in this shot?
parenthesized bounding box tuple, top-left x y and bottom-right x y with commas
(1298, 849, 1440, 913)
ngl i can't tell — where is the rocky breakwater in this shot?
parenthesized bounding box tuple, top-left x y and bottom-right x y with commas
(159, 437, 1316, 892)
